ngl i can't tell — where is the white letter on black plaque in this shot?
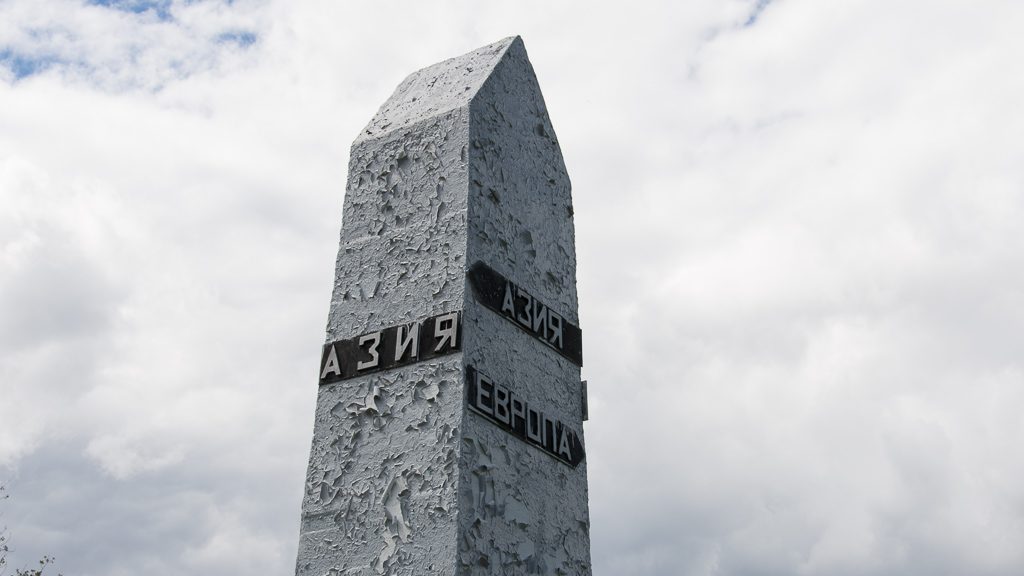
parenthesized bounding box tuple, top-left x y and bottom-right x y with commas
(532, 299, 548, 336)
(502, 281, 515, 317)
(321, 344, 342, 379)
(527, 406, 543, 444)
(558, 427, 573, 461)
(357, 331, 381, 370)
(494, 384, 511, 425)
(395, 322, 419, 361)
(543, 414, 557, 451)
(547, 310, 563, 349)
(476, 372, 494, 416)
(434, 312, 459, 351)
(511, 397, 526, 433)
(516, 287, 533, 328)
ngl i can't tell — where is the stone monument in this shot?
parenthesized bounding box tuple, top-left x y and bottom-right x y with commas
(295, 36, 590, 575)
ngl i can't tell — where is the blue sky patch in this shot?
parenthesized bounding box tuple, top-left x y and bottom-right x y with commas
(88, 0, 173, 21)
(216, 31, 258, 48)
(0, 50, 58, 79)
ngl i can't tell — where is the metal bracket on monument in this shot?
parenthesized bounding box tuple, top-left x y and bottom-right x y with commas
(466, 261, 583, 366)
(581, 380, 589, 422)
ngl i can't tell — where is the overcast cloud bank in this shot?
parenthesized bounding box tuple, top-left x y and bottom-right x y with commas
(2, 1, 1024, 575)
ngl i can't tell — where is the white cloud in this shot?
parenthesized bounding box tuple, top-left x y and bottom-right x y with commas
(2, 0, 1024, 575)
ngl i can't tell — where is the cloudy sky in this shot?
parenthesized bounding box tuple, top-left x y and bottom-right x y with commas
(2, 0, 1024, 574)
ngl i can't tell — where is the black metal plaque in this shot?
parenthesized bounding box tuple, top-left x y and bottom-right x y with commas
(466, 261, 583, 366)
(318, 311, 462, 385)
(466, 365, 585, 468)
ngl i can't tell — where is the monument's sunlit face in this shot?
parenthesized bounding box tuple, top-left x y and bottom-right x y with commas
(295, 36, 590, 576)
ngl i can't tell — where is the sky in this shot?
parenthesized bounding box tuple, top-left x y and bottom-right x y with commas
(2, 0, 1024, 574)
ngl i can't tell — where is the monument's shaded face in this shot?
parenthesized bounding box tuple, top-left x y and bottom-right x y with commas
(295, 36, 590, 575)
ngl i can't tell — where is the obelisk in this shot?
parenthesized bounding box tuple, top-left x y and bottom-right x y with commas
(295, 36, 590, 575)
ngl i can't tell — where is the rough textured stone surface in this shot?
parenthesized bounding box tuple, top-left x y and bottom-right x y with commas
(296, 36, 590, 576)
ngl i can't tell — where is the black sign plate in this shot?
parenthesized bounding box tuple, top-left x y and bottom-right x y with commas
(466, 365, 585, 468)
(466, 262, 583, 366)
(319, 311, 462, 385)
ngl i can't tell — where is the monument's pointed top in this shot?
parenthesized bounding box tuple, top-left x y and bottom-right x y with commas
(356, 36, 524, 143)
